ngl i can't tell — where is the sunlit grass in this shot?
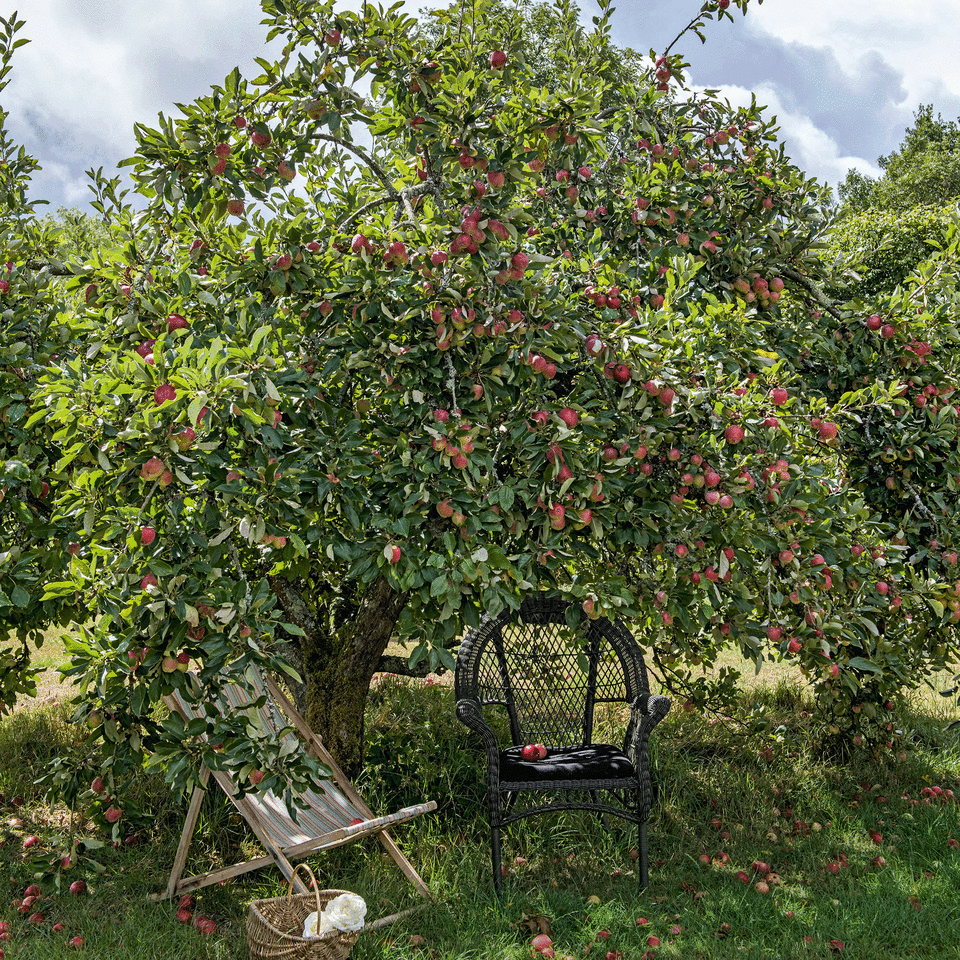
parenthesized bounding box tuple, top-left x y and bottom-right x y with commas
(2, 634, 959, 959)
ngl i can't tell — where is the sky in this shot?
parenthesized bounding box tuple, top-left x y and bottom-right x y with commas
(4, 0, 959, 213)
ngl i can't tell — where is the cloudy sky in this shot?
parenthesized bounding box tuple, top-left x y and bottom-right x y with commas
(5, 0, 959, 212)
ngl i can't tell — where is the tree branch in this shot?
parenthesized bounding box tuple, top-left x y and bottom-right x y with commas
(780, 265, 845, 322)
(375, 654, 449, 678)
(25, 258, 73, 277)
(310, 132, 394, 193)
(337, 195, 398, 233)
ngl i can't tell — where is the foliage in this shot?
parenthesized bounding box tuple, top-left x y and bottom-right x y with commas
(0, 0, 958, 822)
(421, 0, 648, 113)
(359, 674, 489, 817)
(825, 205, 956, 299)
(0, 14, 88, 711)
(838, 104, 960, 213)
(39, 207, 114, 264)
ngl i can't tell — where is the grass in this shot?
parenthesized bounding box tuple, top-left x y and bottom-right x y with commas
(0, 640, 959, 959)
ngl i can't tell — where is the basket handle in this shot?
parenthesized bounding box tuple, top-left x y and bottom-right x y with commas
(286, 862, 323, 918)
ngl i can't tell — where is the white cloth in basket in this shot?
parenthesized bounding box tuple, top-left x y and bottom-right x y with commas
(302, 894, 366, 938)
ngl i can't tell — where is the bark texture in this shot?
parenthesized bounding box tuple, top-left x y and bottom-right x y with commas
(269, 573, 407, 775)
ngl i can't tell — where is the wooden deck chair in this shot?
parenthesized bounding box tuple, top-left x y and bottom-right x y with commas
(158, 669, 436, 918)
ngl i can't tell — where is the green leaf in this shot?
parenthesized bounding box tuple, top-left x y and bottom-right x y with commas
(847, 657, 883, 674)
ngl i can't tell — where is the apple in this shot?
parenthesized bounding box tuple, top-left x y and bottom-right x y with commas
(105, 806, 122, 823)
(166, 313, 188, 332)
(227, 198, 245, 217)
(175, 427, 197, 450)
(140, 457, 165, 481)
(140, 526, 156, 546)
(249, 770, 264, 785)
(488, 50, 507, 69)
(69, 880, 87, 895)
(154, 384, 177, 405)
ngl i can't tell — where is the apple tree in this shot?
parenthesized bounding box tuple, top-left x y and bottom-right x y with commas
(5, 0, 958, 821)
(0, 13, 92, 710)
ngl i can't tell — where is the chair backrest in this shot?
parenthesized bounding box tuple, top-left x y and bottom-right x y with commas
(455, 593, 650, 748)
(163, 671, 371, 846)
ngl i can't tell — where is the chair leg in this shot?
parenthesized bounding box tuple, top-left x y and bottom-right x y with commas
(491, 825, 503, 894)
(638, 821, 649, 890)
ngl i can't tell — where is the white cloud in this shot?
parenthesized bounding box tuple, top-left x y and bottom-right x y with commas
(747, 0, 960, 102)
(5, 0, 958, 211)
(41, 162, 93, 206)
(698, 80, 884, 192)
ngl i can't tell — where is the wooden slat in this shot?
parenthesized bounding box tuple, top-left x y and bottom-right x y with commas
(155, 673, 434, 902)
(165, 766, 210, 900)
(165, 853, 278, 897)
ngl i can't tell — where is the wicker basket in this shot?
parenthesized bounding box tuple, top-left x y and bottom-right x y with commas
(246, 864, 361, 960)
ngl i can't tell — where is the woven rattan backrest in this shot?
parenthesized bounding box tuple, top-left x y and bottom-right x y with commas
(456, 593, 649, 749)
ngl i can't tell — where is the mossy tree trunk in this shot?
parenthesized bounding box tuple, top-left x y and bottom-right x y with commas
(269, 573, 407, 775)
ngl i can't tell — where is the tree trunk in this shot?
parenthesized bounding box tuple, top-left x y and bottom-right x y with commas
(269, 573, 407, 775)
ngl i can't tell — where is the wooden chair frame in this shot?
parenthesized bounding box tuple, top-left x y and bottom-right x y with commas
(158, 672, 436, 922)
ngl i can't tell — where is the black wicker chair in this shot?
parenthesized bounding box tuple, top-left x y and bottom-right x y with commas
(455, 593, 671, 892)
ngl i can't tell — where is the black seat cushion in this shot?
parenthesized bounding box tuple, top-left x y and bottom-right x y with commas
(499, 743, 637, 784)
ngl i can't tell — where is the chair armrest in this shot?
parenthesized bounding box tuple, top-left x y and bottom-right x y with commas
(624, 693, 672, 761)
(632, 693, 672, 728)
(455, 698, 500, 756)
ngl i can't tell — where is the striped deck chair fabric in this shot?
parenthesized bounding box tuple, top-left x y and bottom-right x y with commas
(159, 669, 436, 906)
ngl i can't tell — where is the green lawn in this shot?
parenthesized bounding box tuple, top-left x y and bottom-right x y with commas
(0, 640, 958, 959)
